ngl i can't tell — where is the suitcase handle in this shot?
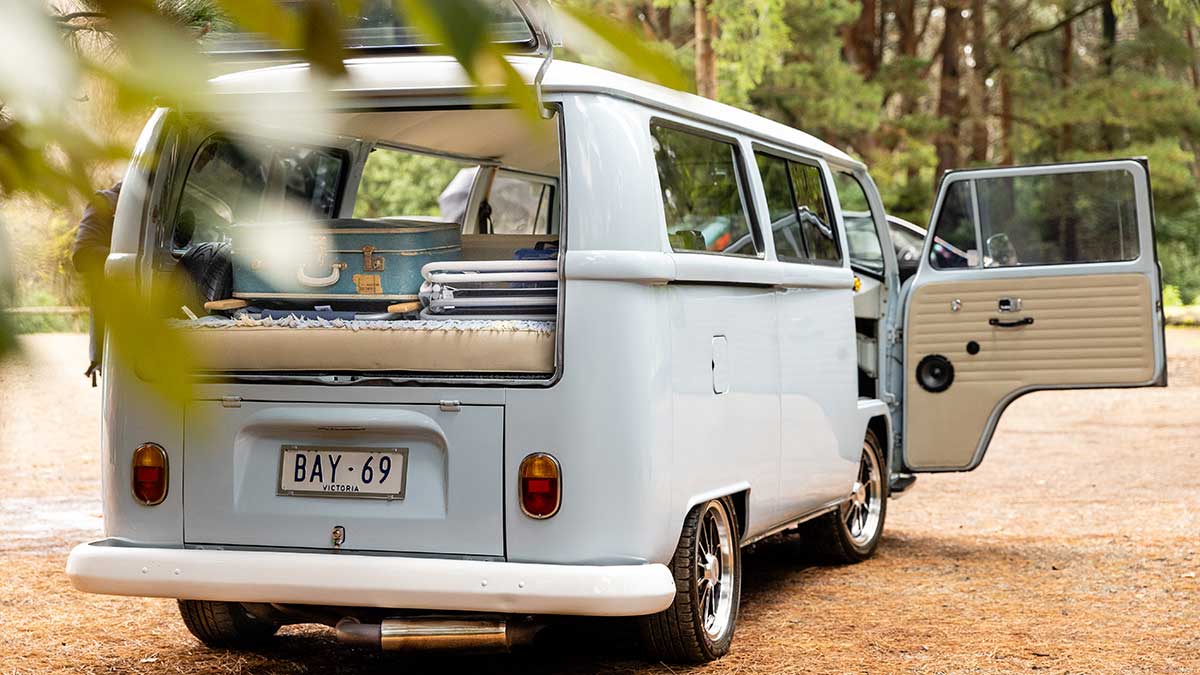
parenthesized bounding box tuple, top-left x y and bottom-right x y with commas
(297, 262, 347, 288)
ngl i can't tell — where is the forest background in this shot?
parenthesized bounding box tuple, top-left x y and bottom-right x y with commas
(5, 0, 1199, 335)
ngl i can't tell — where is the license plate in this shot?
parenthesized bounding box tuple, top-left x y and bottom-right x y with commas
(277, 446, 408, 500)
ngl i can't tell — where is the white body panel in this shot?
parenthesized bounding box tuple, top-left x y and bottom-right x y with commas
(69, 59, 889, 614)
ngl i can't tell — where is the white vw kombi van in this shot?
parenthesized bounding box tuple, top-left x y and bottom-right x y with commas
(65, 4, 1167, 664)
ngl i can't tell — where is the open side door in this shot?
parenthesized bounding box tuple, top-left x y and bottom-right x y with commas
(902, 159, 1166, 472)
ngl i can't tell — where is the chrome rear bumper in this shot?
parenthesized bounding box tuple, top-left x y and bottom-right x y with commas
(66, 540, 675, 617)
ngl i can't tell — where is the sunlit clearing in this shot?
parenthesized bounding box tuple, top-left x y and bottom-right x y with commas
(0, 3, 77, 122)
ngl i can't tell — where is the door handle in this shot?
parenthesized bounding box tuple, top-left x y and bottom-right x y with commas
(989, 317, 1034, 328)
(997, 297, 1022, 312)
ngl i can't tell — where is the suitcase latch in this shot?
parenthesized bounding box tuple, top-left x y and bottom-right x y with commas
(362, 246, 386, 272)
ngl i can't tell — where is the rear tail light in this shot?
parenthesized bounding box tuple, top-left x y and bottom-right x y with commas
(519, 453, 561, 519)
(131, 443, 168, 505)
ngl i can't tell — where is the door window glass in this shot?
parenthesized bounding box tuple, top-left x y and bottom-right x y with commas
(651, 124, 759, 256)
(974, 170, 1139, 267)
(755, 152, 841, 265)
(835, 172, 884, 274)
(929, 180, 977, 269)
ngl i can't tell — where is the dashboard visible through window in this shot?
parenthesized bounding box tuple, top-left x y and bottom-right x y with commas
(755, 152, 841, 265)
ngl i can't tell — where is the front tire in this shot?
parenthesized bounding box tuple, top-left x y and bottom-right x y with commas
(803, 429, 888, 563)
(639, 497, 741, 663)
(178, 600, 279, 648)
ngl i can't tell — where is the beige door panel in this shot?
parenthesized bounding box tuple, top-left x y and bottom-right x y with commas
(904, 272, 1155, 470)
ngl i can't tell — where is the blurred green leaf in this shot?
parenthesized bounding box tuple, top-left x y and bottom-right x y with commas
(397, 0, 541, 117)
(555, 4, 687, 91)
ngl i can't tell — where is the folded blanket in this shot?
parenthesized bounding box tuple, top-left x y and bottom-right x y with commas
(176, 314, 556, 334)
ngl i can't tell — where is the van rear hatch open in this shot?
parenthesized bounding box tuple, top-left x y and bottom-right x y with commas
(183, 400, 504, 556)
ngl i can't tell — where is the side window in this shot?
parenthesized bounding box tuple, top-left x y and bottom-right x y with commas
(834, 172, 883, 274)
(755, 152, 841, 265)
(929, 180, 977, 269)
(757, 154, 806, 261)
(173, 137, 344, 250)
(485, 173, 556, 235)
(353, 147, 473, 222)
(651, 124, 759, 257)
(789, 163, 839, 262)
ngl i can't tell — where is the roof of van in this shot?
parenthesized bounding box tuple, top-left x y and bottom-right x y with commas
(208, 55, 863, 169)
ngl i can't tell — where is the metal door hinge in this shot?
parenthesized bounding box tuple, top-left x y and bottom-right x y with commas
(887, 328, 904, 344)
(221, 396, 242, 408)
(439, 400, 462, 412)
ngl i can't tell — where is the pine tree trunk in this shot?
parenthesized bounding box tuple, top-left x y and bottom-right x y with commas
(1185, 25, 1200, 183)
(844, 0, 880, 78)
(896, 0, 919, 114)
(655, 5, 672, 42)
(936, 0, 967, 182)
(998, 1, 1014, 164)
(1100, 1, 1119, 151)
(695, 0, 718, 99)
(969, 0, 990, 163)
(896, 0, 921, 179)
(1059, 11, 1074, 157)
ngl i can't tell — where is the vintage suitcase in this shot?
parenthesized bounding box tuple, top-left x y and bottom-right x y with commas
(230, 218, 462, 304)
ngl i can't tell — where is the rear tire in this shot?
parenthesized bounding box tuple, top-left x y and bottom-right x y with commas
(639, 497, 741, 663)
(178, 600, 278, 648)
(802, 429, 888, 564)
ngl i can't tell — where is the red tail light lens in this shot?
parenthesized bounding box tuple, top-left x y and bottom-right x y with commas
(131, 443, 168, 505)
(519, 453, 561, 519)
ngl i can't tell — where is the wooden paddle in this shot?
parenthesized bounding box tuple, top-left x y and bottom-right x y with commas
(203, 298, 248, 311)
(386, 301, 422, 314)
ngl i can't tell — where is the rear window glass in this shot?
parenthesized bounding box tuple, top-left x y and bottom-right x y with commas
(651, 124, 759, 257)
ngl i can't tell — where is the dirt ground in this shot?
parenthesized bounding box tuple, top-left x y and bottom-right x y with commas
(1, 331, 1197, 674)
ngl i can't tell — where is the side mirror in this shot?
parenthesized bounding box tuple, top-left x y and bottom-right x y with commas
(985, 233, 1019, 267)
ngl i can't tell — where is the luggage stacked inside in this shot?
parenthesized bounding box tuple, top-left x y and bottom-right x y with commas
(165, 107, 562, 377)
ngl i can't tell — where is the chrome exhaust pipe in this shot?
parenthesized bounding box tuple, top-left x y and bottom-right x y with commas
(335, 617, 542, 653)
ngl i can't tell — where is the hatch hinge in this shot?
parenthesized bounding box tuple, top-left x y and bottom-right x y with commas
(439, 400, 462, 412)
(221, 396, 242, 408)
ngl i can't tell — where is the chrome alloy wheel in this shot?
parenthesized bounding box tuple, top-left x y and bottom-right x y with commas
(842, 442, 883, 547)
(696, 500, 736, 640)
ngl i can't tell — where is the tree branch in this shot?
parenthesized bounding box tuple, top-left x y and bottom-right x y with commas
(984, 0, 1106, 78)
(53, 11, 106, 23)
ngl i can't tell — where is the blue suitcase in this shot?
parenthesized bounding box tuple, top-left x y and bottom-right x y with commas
(230, 218, 462, 304)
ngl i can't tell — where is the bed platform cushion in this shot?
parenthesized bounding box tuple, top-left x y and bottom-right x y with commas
(177, 316, 555, 373)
